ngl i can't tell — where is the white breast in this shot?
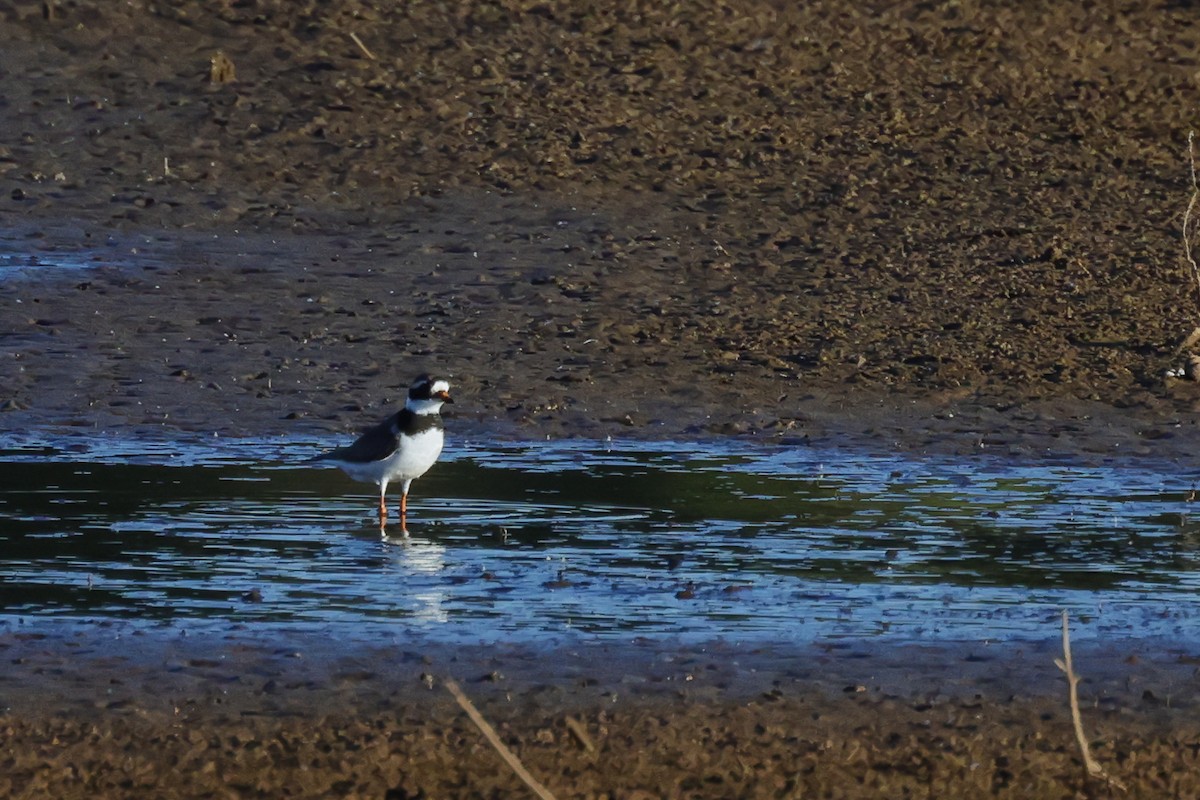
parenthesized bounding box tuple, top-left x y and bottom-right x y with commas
(328, 425, 445, 488)
(381, 427, 445, 482)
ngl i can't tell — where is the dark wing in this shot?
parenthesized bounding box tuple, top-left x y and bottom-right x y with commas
(313, 413, 401, 464)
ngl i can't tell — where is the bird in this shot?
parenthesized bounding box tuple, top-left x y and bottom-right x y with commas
(312, 374, 452, 533)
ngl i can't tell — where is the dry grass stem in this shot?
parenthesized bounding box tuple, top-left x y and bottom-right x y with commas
(1053, 610, 1126, 791)
(1171, 132, 1200, 360)
(1184, 131, 1200, 310)
(444, 678, 560, 800)
(565, 716, 597, 753)
(349, 32, 377, 60)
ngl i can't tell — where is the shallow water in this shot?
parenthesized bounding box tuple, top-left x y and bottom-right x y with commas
(0, 250, 102, 279)
(2, 432, 1199, 645)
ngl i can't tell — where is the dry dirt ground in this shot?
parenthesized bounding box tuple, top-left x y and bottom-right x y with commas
(5, 0, 1200, 796)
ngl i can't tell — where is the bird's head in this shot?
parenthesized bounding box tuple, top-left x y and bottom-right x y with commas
(407, 374, 453, 412)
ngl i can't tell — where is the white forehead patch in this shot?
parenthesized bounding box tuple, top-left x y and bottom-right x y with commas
(430, 380, 451, 395)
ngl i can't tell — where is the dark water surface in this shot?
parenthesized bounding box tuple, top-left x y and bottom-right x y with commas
(3, 432, 1200, 646)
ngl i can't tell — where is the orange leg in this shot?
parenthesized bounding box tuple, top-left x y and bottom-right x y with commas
(378, 491, 388, 528)
(400, 491, 409, 533)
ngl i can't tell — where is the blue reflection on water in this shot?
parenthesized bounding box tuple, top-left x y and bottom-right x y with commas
(2, 431, 1199, 645)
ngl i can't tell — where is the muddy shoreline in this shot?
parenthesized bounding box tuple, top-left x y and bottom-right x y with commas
(5, 215, 1200, 468)
(5, 620, 1200, 798)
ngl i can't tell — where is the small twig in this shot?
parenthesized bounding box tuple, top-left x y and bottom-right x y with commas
(564, 716, 596, 753)
(1054, 610, 1126, 791)
(444, 678, 559, 800)
(348, 31, 377, 60)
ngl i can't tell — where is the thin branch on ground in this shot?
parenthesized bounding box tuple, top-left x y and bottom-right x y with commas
(1054, 610, 1126, 792)
(444, 677, 560, 800)
(565, 716, 597, 753)
(348, 31, 377, 60)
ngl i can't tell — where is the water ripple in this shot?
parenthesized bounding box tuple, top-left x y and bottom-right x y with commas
(2, 433, 1199, 644)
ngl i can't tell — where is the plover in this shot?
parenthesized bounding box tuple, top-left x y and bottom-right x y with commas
(313, 374, 452, 533)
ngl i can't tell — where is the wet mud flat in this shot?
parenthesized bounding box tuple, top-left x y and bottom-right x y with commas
(5, 0, 1200, 444)
(6, 217, 1200, 464)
